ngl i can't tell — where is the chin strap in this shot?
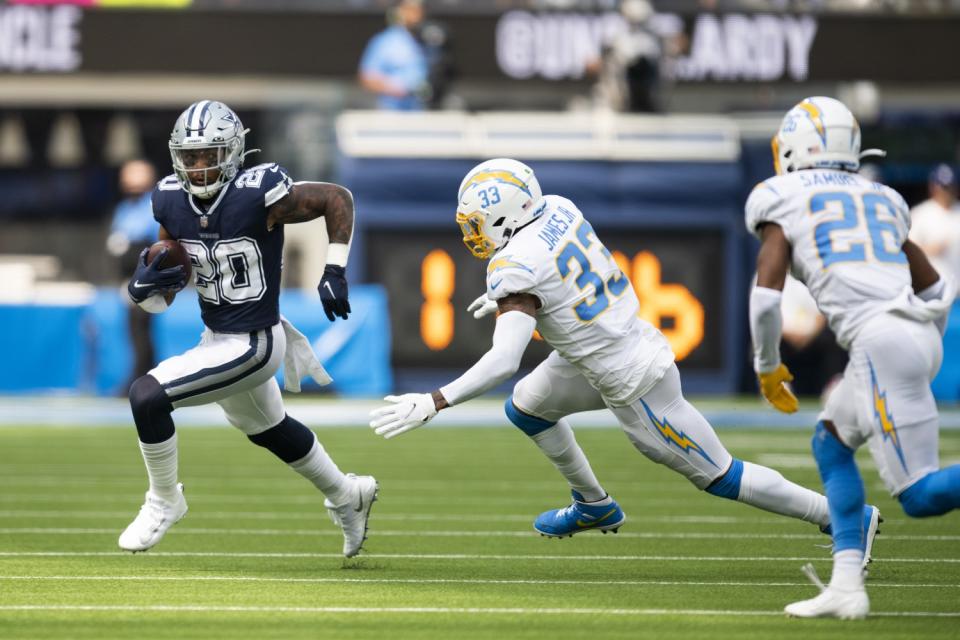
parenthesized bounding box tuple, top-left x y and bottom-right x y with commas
(241, 148, 261, 162)
(859, 148, 886, 160)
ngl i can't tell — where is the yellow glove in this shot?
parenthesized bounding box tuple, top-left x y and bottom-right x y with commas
(758, 364, 799, 414)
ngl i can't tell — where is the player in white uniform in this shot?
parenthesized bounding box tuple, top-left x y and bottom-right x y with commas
(746, 97, 959, 619)
(369, 158, 876, 546)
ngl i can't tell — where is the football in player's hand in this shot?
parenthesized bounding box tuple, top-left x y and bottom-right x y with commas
(147, 239, 192, 303)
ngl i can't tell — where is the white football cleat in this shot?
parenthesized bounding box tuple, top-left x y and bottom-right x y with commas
(784, 587, 869, 620)
(324, 474, 378, 558)
(785, 563, 869, 620)
(118, 483, 188, 552)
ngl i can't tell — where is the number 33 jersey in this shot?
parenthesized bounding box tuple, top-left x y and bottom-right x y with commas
(745, 169, 912, 348)
(485, 195, 674, 407)
(152, 162, 294, 333)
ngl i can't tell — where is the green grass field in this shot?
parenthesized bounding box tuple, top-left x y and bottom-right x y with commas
(1, 422, 959, 639)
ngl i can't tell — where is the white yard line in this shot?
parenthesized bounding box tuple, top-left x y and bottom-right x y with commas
(0, 604, 956, 618)
(0, 551, 956, 563)
(2, 575, 958, 589)
(0, 510, 754, 524)
(0, 527, 958, 542)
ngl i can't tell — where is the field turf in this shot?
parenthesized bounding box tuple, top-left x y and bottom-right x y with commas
(1, 422, 959, 639)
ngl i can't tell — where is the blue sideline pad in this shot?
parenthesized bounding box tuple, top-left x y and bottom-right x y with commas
(0, 286, 390, 397)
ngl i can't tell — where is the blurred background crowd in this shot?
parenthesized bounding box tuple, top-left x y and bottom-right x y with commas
(0, 0, 958, 403)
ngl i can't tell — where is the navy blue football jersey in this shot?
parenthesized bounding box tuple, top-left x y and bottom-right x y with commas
(152, 162, 294, 332)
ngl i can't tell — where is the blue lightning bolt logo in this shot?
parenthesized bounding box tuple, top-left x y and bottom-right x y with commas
(639, 399, 718, 468)
(869, 359, 907, 473)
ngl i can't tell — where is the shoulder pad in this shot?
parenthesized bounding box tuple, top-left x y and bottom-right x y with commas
(744, 180, 789, 239)
(486, 255, 538, 301)
(234, 163, 294, 208)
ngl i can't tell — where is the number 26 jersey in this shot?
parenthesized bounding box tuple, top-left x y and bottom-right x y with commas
(745, 169, 912, 348)
(152, 162, 293, 333)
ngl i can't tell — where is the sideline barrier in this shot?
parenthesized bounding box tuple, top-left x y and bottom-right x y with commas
(0, 286, 390, 397)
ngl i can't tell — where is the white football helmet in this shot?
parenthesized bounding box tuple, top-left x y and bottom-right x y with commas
(455, 158, 545, 259)
(169, 100, 249, 199)
(772, 96, 884, 175)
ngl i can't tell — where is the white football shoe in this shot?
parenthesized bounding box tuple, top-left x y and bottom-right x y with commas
(784, 563, 869, 620)
(785, 587, 869, 620)
(324, 474, 378, 558)
(118, 483, 188, 552)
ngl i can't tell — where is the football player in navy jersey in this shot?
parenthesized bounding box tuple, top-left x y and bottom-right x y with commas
(119, 100, 377, 558)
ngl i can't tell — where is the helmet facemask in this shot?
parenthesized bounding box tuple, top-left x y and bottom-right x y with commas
(456, 209, 497, 259)
(168, 100, 248, 199)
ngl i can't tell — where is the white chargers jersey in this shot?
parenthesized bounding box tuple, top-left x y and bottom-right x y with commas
(745, 170, 912, 348)
(486, 195, 674, 406)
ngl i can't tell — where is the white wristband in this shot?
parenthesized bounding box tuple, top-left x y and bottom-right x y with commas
(326, 243, 350, 268)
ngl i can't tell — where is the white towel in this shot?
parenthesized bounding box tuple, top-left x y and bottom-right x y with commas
(280, 316, 333, 392)
(885, 277, 956, 322)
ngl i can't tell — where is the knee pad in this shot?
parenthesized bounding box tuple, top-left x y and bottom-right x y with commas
(504, 396, 556, 437)
(128, 375, 174, 444)
(248, 415, 316, 463)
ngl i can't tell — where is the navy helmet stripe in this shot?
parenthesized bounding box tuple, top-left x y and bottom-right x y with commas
(198, 100, 213, 132)
(184, 103, 199, 133)
(167, 328, 274, 403)
(186, 99, 210, 134)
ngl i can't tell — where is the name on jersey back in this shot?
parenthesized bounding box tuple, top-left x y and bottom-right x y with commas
(537, 206, 578, 251)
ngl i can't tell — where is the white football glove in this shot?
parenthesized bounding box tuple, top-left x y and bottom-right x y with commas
(467, 293, 499, 319)
(369, 393, 438, 439)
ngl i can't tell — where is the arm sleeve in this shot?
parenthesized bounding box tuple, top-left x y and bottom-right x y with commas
(749, 286, 784, 374)
(439, 311, 537, 406)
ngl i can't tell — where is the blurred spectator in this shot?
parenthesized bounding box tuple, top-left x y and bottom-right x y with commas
(415, 17, 458, 109)
(589, 0, 664, 113)
(105, 159, 159, 391)
(909, 164, 960, 283)
(358, 0, 429, 111)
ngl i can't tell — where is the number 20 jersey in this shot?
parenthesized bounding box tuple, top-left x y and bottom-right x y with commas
(152, 162, 293, 333)
(485, 195, 674, 406)
(745, 169, 912, 349)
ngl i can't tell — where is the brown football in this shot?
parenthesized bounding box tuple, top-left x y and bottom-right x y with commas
(146, 239, 192, 304)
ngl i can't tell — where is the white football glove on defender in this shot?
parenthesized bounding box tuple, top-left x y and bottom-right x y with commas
(467, 293, 498, 319)
(370, 393, 438, 439)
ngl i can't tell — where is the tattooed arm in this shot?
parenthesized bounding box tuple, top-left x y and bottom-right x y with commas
(266, 181, 355, 246)
(267, 181, 356, 321)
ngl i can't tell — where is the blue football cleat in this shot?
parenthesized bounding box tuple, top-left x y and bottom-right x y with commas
(534, 491, 626, 538)
(819, 504, 882, 570)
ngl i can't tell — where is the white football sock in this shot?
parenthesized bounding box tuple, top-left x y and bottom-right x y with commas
(738, 461, 830, 527)
(531, 419, 606, 502)
(830, 549, 865, 591)
(289, 437, 348, 503)
(139, 434, 179, 502)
